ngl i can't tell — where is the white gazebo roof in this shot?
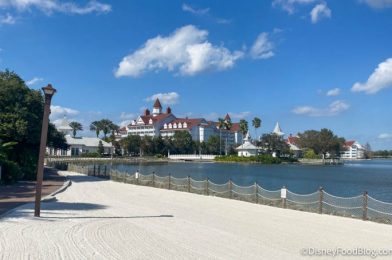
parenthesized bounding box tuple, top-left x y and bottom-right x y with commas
(236, 142, 259, 151)
(57, 116, 73, 131)
(273, 122, 284, 136)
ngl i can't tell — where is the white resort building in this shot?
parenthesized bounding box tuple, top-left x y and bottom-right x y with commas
(340, 140, 365, 160)
(120, 98, 244, 146)
(47, 117, 112, 156)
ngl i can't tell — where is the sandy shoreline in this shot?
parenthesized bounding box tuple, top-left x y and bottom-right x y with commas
(1, 171, 392, 259)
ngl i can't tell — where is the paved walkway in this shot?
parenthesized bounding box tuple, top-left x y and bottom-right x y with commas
(0, 168, 65, 215)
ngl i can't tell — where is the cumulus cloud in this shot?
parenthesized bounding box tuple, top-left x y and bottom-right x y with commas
(326, 88, 340, 96)
(114, 25, 243, 77)
(352, 58, 392, 94)
(182, 3, 209, 15)
(272, 0, 317, 14)
(0, 13, 15, 24)
(378, 133, 392, 139)
(361, 0, 392, 9)
(250, 32, 274, 60)
(310, 3, 331, 23)
(26, 77, 43, 86)
(145, 92, 180, 105)
(0, 0, 111, 15)
(292, 100, 350, 116)
(50, 105, 79, 119)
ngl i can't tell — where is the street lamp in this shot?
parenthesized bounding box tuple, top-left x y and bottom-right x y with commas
(34, 84, 56, 217)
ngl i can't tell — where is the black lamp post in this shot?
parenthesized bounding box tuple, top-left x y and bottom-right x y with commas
(34, 84, 56, 217)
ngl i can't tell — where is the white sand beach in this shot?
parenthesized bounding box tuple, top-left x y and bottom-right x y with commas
(1, 171, 392, 259)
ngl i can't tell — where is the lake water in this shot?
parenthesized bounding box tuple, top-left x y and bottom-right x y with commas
(112, 159, 392, 202)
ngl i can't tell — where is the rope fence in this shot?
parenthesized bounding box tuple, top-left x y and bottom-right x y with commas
(49, 162, 392, 225)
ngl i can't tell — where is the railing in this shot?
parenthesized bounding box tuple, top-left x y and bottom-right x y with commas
(49, 162, 392, 225)
(168, 154, 216, 160)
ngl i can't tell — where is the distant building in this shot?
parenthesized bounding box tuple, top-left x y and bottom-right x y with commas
(272, 122, 284, 137)
(341, 140, 365, 160)
(48, 116, 113, 156)
(122, 98, 244, 146)
(236, 132, 260, 157)
(286, 135, 302, 158)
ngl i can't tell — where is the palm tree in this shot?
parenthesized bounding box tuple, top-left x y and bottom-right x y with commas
(99, 119, 114, 138)
(69, 121, 83, 138)
(89, 121, 102, 137)
(239, 119, 248, 143)
(252, 117, 261, 141)
(217, 118, 225, 156)
(224, 119, 232, 155)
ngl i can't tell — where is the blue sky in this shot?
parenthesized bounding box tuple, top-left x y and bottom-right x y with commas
(1, 0, 392, 149)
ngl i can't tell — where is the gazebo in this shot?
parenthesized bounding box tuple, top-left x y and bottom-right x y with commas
(236, 132, 260, 157)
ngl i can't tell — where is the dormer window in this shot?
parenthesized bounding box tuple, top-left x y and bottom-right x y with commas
(164, 123, 167, 129)
(169, 123, 172, 129)
(173, 123, 177, 128)
(183, 122, 187, 128)
(178, 123, 182, 128)
(149, 119, 153, 125)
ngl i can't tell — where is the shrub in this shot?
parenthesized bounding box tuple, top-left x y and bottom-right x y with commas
(80, 152, 101, 158)
(0, 158, 22, 184)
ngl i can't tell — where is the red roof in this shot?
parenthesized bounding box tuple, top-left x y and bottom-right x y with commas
(287, 136, 300, 145)
(153, 98, 162, 108)
(230, 123, 240, 132)
(160, 118, 205, 131)
(128, 113, 173, 127)
(345, 140, 356, 147)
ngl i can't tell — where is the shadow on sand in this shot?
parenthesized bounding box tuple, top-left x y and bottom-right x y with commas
(40, 214, 174, 219)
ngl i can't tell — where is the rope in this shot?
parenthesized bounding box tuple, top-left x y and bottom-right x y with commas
(322, 201, 362, 210)
(232, 190, 254, 196)
(257, 194, 281, 201)
(208, 180, 229, 186)
(287, 191, 319, 197)
(367, 207, 392, 216)
(368, 196, 392, 205)
(171, 176, 188, 181)
(323, 192, 362, 200)
(232, 182, 255, 189)
(208, 188, 230, 194)
(170, 182, 188, 187)
(153, 181, 167, 185)
(286, 199, 319, 205)
(190, 185, 205, 191)
(190, 179, 205, 183)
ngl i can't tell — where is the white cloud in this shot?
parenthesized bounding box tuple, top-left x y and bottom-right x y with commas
(310, 3, 331, 23)
(120, 112, 136, 120)
(361, 0, 392, 9)
(292, 100, 350, 116)
(228, 111, 251, 120)
(326, 88, 341, 96)
(50, 105, 79, 119)
(114, 25, 243, 77)
(0, 0, 111, 15)
(272, 0, 317, 14)
(182, 3, 209, 15)
(0, 13, 15, 24)
(145, 92, 180, 105)
(351, 58, 392, 94)
(250, 32, 274, 60)
(378, 133, 392, 139)
(119, 120, 131, 127)
(26, 77, 43, 86)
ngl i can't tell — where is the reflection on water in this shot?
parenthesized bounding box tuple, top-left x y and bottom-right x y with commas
(112, 159, 392, 202)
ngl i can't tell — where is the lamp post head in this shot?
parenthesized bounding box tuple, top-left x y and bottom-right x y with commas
(42, 84, 56, 97)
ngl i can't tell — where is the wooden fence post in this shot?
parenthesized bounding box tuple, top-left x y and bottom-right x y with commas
(229, 179, 233, 199)
(188, 176, 190, 192)
(281, 186, 287, 208)
(104, 165, 107, 176)
(206, 178, 209, 195)
(254, 182, 258, 204)
(363, 191, 368, 221)
(93, 164, 96, 176)
(168, 173, 171, 190)
(152, 171, 155, 187)
(319, 187, 324, 214)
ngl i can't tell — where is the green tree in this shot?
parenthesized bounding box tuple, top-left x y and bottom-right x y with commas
(259, 133, 290, 157)
(217, 118, 225, 155)
(89, 121, 102, 137)
(303, 149, 320, 159)
(98, 119, 114, 138)
(97, 140, 104, 155)
(47, 123, 68, 150)
(120, 135, 141, 156)
(69, 121, 83, 138)
(252, 117, 261, 140)
(298, 129, 345, 158)
(0, 70, 44, 180)
(364, 142, 373, 159)
(239, 119, 249, 143)
(207, 135, 220, 155)
(173, 131, 194, 154)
